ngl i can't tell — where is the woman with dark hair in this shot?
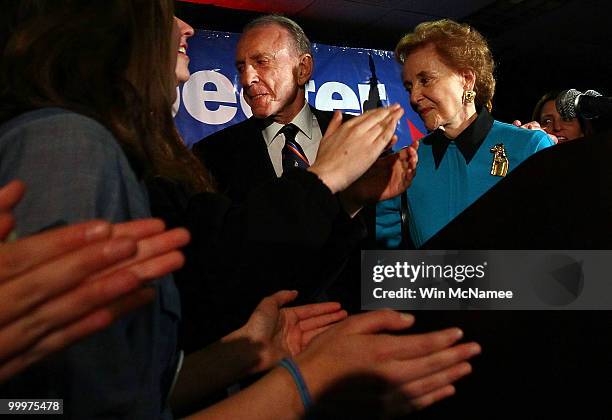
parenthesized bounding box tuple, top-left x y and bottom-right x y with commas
(0, 2, 205, 416)
(0, 2, 480, 418)
(531, 89, 593, 143)
(376, 19, 555, 248)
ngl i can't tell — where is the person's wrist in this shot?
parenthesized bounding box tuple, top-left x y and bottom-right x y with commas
(279, 358, 312, 409)
(293, 352, 336, 403)
(221, 324, 247, 344)
(307, 166, 344, 194)
(276, 358, 311, 416)
(219, 326, 264, 375)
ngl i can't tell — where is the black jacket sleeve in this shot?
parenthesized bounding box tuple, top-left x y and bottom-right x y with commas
(147, 169, 365, 352)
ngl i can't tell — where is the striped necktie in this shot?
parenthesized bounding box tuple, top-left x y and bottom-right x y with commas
(280, 123, 310, 172)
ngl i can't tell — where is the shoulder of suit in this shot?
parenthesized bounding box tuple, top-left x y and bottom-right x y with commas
(192, 118, 254, 154)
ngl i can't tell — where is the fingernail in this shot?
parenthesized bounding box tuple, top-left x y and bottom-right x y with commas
(468, 342, 482, 355)
(451, 328, 463, 340)
(85, 221, 111, 241)
(460, 362, 472, 374)
(104, 238, 136, 259)
(400, 313, 414, 323)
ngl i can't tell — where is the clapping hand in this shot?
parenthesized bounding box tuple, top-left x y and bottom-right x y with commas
(236, 290, 348, 373)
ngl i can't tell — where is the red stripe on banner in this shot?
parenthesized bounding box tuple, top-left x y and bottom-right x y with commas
(406, 118, 425, 142)
(176, 0, 306, 13)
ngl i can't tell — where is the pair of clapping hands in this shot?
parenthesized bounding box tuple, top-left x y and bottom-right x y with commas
(0, 180, 189, 381)
(308, 104, 419, 216)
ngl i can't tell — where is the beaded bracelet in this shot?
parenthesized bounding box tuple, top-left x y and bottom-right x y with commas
(279, 357, 312, 410)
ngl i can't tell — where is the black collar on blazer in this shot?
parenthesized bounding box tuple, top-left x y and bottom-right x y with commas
(423, 107, 494, 169)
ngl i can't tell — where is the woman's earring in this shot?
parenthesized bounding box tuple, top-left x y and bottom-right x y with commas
(463, 90, 476, 104)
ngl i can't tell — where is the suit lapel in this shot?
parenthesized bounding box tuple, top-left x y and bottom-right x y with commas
(231, 108, 342, 201)
(233, 118, 276, 199)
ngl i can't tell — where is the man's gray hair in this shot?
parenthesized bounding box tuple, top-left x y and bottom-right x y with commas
(243, 15, 312, 56)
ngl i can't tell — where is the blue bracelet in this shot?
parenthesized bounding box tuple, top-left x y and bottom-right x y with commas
(279, 357, 312, 410)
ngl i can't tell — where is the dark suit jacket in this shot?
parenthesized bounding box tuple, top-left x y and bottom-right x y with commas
(159, 107, 364, 352)
(192, 106, 340, 204)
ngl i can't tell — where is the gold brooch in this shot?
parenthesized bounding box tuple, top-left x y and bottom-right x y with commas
(490, 143, 509, 177)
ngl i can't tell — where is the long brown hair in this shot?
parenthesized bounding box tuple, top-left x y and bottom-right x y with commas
(0, 0, 214, 193)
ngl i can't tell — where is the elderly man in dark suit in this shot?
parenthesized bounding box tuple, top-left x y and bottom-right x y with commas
(189, 15, 416, 333)
(193, 15, 395, 211)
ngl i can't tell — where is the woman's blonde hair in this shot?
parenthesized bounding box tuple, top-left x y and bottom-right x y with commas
(395, 19, 496, 112)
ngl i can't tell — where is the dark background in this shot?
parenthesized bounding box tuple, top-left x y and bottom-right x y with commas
(176, 0, 611, 124)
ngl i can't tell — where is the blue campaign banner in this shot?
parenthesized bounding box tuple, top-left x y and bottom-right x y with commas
(174, 30, 427, 149)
